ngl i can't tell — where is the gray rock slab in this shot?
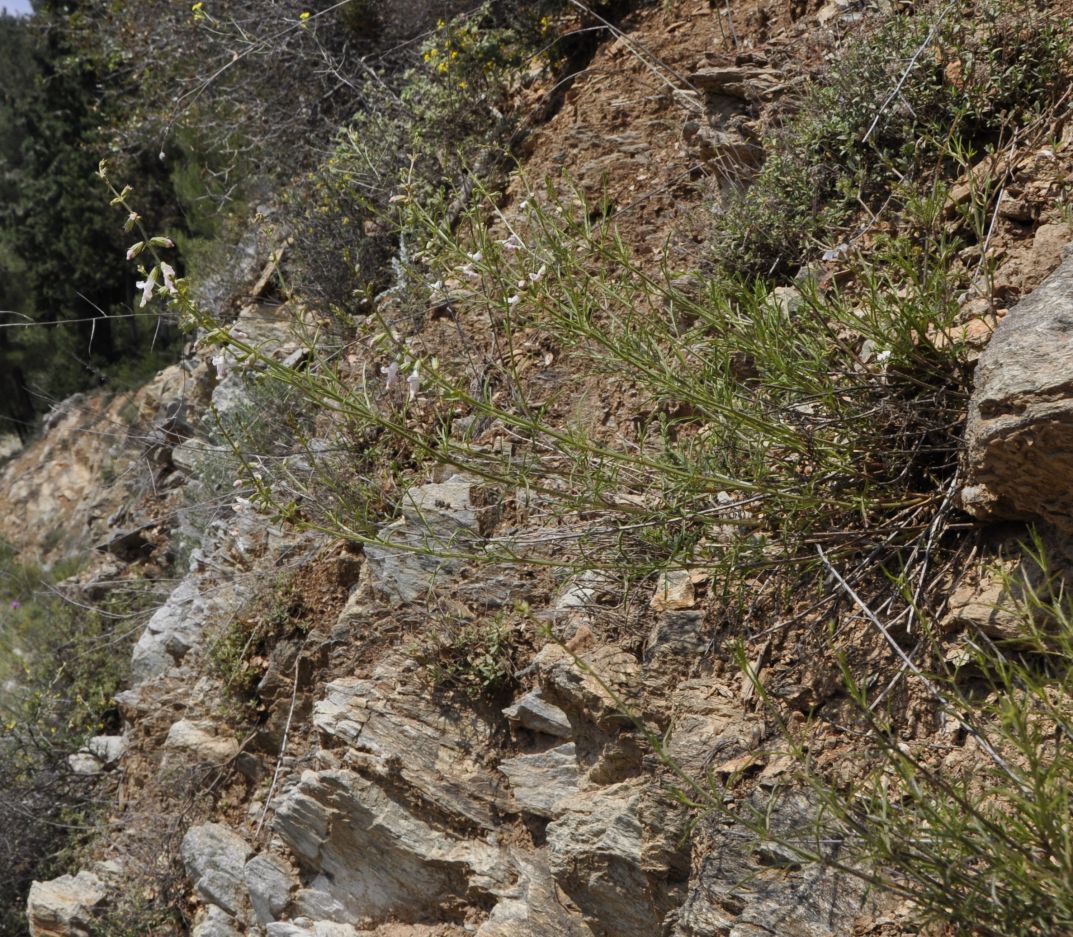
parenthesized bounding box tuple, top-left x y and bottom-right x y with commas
(273, 768, 510, 923)
(499, 744, 579, 819)
(181, 823, 253, 917)
(674, 792, 878, 937)
(503, 690, 573, 738)
(546, 779, 688, 937)
(312, 665, 509, 829)
(477, 852, 593, 937)
(245, 853, 296, 924)
(86, 735, 126, 766)
(27, 871, 107, 937)
(191, 905, 243, 937)
(963, 251, 1073, 531)
(165, 719, 240, 765)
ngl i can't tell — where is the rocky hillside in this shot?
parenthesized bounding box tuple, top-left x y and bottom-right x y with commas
(6, 0, 1073, 935)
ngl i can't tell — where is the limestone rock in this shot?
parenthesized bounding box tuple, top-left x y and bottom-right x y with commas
(963, 252, 1073, 530)
(181, 823, 253, 917)
(478, 853, 592, 937)
(364, 475, 496, 603)
(674, 792, 876, 937)
(131, 579, 214, 683)
(245, 853, 297, 924)
(312, 661, 509, 828)
(945, 576, 1023, 639)
(644, 610, 707, 665)
(67, 752, 104, 776)
(266, 924, 358, 937)
(688, 66, 782, 101)
(538, 643, 641, 732)
(191, 905, 243, 937)
(503, 689, 573, 738)
(546, 779, 688, 937)
(665, 679, 766, 777)
(649, 570, 696, 611)
(362, 478, 476, 605)
(86, 735, 126, 766)
(27, 871, 107, 937)
(274, 769, 511, 923)
(165, 719, 240, 765)
(499, 744, 579, 819)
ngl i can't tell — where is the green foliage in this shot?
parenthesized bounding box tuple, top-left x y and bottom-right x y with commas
(713, 0, 1073, 277)
(103, 4, 1073, 932)
(0, 541, 152, 936)
(737, 535, 1073, 936)
(417, 614, 518, 699)
(208, 574, 308, 701)
(0, 3, 184, 435)
(285, 0, 567, 313)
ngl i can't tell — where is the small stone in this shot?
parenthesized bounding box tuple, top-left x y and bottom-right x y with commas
(649, 570, 695, 611)
(503, 690, 573, 738)
(191, 905, 242, 937)
(165, 720, 240, 765)
(86, 735, 126, 766)
(963, 252, 1073, 530)
(67, 752, 103, 776)
(181, 823, 253, 917)
(27, 871, 108, 937)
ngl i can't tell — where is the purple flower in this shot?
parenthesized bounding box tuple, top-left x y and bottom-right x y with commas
(9, 600, 20, 610)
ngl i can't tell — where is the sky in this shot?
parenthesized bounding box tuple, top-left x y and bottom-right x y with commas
(1, 0, 32, 14)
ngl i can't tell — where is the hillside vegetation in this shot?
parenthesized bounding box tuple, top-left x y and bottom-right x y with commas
(5, 0, 1073, 935)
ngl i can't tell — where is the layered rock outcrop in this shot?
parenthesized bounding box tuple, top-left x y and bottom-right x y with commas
(963, 249, 1073, 531)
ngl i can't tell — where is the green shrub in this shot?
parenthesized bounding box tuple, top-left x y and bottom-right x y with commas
(735, 534, 1073, 936)
(713, 0, 1073, 277)
(416, 614, 519, 699)
(0, 542, 153, 936)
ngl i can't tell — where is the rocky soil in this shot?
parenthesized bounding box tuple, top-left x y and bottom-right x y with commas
(9, 1, 1073, 935)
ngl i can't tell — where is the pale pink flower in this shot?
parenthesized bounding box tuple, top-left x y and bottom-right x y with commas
(160, 262, 178, 295)
(136, 268, 159, 308)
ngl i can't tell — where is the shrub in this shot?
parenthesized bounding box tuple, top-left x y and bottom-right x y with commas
(285, 0, 568, 314)
(712, 0, 1073, 277)
(735, 534, 1073, 936)
(0, 543, 153, 936)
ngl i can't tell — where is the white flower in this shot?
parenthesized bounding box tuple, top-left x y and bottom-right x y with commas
(430, 280, 444, 291)
(160, 262, 178, 296)
(136, 268, 159, 308)
(212, 353, 232, 380)
(519, 199, 529, 211)
(406, 363, 421, 401)
(507, 294, 521, 306)
(529, 264, 547, 283)
(467, 250, 483, 262)
(501, 233, 524, 251)
(381, 360, 400, 391)
(875, 349, 892, 363)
